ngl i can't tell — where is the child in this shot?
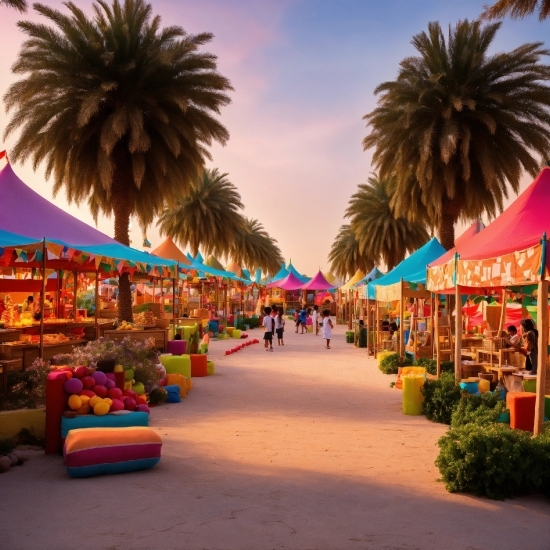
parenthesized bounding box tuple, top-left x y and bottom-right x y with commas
(312, 304, 319, 335)
(263, 306, 274, 351)
(322, 309, 333, 349)
(275, 308, 285, 346)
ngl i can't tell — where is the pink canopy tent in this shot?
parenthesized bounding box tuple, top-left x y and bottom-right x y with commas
(431, 219, 485, 267)
(301, 270, 333, 291)
(266, 272, 305, 290)
(0, 162, 115, 245)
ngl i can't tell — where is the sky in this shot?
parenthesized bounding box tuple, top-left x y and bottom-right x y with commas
(0, 0, 549, 277)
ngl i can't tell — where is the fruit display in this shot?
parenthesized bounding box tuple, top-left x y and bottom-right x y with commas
(134, 311, 156, 326)
(116, 321, 139, 331)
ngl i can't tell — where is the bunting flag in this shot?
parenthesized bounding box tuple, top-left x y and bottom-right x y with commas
(100, 262, 112, 274)
(95, 255, 102, 270)
(46, 242, 64, 258)
(0, 150, 6, 160)
(143, 236, 151, 248)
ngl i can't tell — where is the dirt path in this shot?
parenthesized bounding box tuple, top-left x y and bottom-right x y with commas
(1, 324, 550, 550)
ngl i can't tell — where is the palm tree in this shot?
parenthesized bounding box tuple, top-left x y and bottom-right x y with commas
(346, 175, 430, 270)
(231, 217, 283, 275)
(3, 0, 232, 321)
(328, 224, 372, 281)
(0, 0, 27, 11)
(482, 0, 550, 20)
(157, 168, 244, 258)
(363, 20, 550, 250)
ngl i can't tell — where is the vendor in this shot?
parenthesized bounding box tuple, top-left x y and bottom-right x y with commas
(506, 319, 538, 374)
(21, 295, 34, 313)
(503, 325, 520, 347)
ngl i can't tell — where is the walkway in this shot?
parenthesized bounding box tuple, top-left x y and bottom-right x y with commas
(1, 324, 550, 550)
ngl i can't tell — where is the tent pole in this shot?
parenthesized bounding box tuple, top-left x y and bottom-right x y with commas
(95, 270, 100, 340)
(375, 294, 379, 357)
(534, 279, 548, 435)
(72, 270, 78, 320)
(454, 285, 463, 384)
(498, 289, 507, 335)
(435, 293, 440, 378)
(399, 279, 404, 359)
(366, 296, 370, 356)
(39, 239, 46, 359)
(56, 269, 62, 318)
(172, 265, 177, 327)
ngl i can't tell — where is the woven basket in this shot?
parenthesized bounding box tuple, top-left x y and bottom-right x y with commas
(482, 338, 503, 351)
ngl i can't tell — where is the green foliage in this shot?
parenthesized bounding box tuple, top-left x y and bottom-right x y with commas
(412, 357, 454, 375)
(328, 224, 372, 281)
(436, 423, 535, 500)
(149, 387, 168, 405)
(76, 291, 95, 316)
(451, 392, 506, 428)
(531, 423, 550, 497)
(0, 359, 51, 411)
(236, 317, 260, 330)
(0, 438, 16, 455)
(379, 353, 413, 374)
(16, 427, 44, 447)
(421, 372, 462, 424)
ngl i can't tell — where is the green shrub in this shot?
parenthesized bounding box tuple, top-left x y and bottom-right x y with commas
(379, 353, 412, 374)
(421, 372, 462, 424)
(451, 392, 506, 428)
(412, 357, 454, 375)
(531, 422, 550, 497)
(149, 387, 168, 405)
(435, 423, 535, 500)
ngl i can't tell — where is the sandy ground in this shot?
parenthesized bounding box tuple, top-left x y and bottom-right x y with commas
(1, 322, 550, 550)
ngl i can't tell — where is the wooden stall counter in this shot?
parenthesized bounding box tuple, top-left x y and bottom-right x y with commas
(104, 328, 167, 352)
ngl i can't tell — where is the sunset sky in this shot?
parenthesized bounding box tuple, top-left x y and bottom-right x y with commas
(0, 0, 548, 276)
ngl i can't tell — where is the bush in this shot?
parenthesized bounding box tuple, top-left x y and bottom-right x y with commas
(149, 387, 168, 405)
(379, 353, 413, 374)
(451, 392, 506, 428)
(421, 372, 462, 424)
(531, 423, 550, 497)
(413, 357, 454, 375)
(0, 359, 51, 411)
(436, 423, 535, 500)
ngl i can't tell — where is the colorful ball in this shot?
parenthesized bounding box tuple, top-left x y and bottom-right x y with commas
(105, 379, 116, 390)
(124, 398, 137, 411)
(93, 401, 110, 416)
(92, 385, 108, 398)
(108, 387, 123, 400)
(105, 373, 116, 382)
(81, 376, 95, 389)
(91, 371, 107, 386)
(75, 403, 91, 416)
(110, 399, 124, 412)
(74, 366, 88, 379)
(136, 404, 150, 414)
(79, 395, 91, 406)
(64, 378, 83, 395)
(89, 396, 102, 408)
(78, 389, 96, 398)
(68, 395, 82, 410)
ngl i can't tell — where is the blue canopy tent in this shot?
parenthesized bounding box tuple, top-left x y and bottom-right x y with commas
(362, 238, 446, 357)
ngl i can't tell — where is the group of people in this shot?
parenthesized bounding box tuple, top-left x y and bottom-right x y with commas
(262, 304, 333, 351)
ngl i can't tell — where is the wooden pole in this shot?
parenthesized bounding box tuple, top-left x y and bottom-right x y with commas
(399, 279, 404, 359)
(534, 279, 548, 435)
(72, 270, 78, 320)
(56, 269, 62, 318)
(375, 293, 379, 356)
(454, 285, 463, 384)
(39, 239, 46, 359)
(435, 293, 441, 377)
(95, 270, 100, 340)
(366, 296, 370, 355)
(152, 278, 156, 305)
(172, 265, 177, 326)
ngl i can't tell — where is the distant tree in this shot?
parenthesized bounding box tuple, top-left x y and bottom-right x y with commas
(157, 168, 244, 257)
(482, 0, 550, 21)
(4, 0, 232, 321)
(346, 175, 429, 270)
(363, 20, 550, 250)
(328, 224, 372, 281)
(0, 0, 27, 11)
(231, 218, 283, 275)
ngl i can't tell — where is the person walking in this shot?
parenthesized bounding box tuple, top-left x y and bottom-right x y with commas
(312, 304, 319, 335)
(263, 306, 274, 351)
(275, 308, 285, 346)
(322, 309, 333, 349)
(297, 306, 307, 334)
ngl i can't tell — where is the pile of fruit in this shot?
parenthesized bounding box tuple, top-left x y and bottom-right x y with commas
(134, 311, 156, 325)
(55, 365, 150, 415)
(116, 321, 139, 331)
(42, 333, 70, 344)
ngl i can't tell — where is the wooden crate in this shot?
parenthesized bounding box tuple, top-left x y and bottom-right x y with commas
(0, 329, 22, 344)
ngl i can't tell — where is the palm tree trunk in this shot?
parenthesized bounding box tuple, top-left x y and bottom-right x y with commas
(112, 168, 134, 323)
(439, 212, 456, 251)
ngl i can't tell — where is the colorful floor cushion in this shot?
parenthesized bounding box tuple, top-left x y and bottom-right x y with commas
(167, 340, 187, 355)
(165, 375, 187, 398)
(190, 354, 208, 377)
(207, 360, 215, 376)
(61, 411, 149, 439)
(160, 354, 191, 378)
(64, 427, 162, 478)
(165, 384, 181, 403)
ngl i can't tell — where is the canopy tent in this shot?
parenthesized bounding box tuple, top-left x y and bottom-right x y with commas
(340, 269, 366, 291)
(364, 238, 446, 300)
(357, 266, 384, 286)
(286, 261, 309, 284)
(226, 261, 249, 280)
(268, 263, 288, 284)
(0, 228, 41, 248)
(323, 271, 343, 288)
(266, 272, 305, 290)
(204, 255, 226, 272)
(428, 167, 550, 292)
(0, 163, 177, 276)
(151, 237, 192, 265)
(301, 270, 334, 291)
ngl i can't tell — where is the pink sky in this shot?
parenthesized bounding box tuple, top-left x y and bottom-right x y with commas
(0, 0, 542, 277)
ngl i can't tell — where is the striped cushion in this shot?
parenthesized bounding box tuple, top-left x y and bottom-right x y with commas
(64, 427, 162, 478)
